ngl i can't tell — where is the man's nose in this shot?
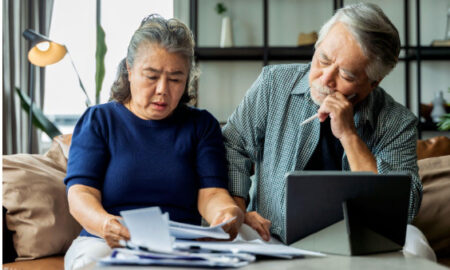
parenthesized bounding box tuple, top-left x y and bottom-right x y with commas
(321, 66, 338, 89)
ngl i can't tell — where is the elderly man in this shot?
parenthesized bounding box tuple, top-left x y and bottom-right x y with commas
(223, 2, 428, 256)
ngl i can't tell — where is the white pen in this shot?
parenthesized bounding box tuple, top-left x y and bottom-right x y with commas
(300, 94, 356, 126)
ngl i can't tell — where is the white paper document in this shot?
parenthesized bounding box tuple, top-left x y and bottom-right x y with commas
(169, 217, 234, 240)
(99, 247, 252, 268)
(109, 207, 326, 268)
(120, 207, 172, 252)
(174, 224, 325, 259)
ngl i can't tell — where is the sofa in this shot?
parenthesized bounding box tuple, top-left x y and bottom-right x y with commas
(2, 135, 450, 269)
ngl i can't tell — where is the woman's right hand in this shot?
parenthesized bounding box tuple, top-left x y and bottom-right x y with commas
(101, 215, 131, 248)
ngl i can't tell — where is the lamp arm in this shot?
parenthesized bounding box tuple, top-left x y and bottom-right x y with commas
(67, 49, 92, 107)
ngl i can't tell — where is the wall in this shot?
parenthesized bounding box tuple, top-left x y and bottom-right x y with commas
(175, 0, 450, 126)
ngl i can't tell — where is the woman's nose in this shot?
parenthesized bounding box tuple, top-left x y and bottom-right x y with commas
(155, 79, 168, 95)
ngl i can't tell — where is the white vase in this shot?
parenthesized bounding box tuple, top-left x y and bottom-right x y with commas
(220, 16, 233, 47)
(431, 91, 447, 123)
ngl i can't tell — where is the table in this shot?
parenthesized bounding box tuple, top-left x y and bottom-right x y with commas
(83, 251, 448, 270)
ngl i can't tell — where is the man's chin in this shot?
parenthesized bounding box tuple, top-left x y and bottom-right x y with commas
(310, 93, 323, 105)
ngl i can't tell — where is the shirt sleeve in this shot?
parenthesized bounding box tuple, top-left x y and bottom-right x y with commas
(373, 109, 422, 223)
(222, 67, 270, 199)
(64, 107, 110, 191)
(195, 110, 228, 189)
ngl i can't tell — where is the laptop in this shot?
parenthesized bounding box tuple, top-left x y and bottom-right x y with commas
(284, 171, 411, 255)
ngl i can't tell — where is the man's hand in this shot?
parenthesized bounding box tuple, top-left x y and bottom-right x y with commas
(317, 92, 357, 140)
(244, 211, 271, 241)
(101, 215, 131, 248)
(317, 92, 378, 173)
(209, 205, 244, 240)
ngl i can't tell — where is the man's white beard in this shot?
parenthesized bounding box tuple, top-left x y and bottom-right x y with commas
(310, 80, 334, 105)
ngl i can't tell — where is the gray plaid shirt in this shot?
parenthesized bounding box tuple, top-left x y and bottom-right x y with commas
(222, 63, 422, 242)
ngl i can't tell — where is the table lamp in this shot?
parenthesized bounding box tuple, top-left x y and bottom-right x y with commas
(22, 29, 91, 153)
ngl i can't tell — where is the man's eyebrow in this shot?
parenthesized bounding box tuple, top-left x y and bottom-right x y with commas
(340, 68, 357, 79)
(319, 52, 331, 61)
(144, 67, 185, 75)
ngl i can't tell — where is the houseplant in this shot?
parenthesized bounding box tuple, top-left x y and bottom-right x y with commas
(437, 87, 450, 131)
(215, 2, 233, 47)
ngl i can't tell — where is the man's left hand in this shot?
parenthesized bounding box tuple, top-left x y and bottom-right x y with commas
(317, 92, 357, 140)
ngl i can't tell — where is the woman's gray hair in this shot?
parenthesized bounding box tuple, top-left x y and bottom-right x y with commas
(315, 3, 400, 82)
(110, 14, 199, 104)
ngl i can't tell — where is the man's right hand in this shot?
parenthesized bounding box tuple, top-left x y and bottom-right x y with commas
(244, 211, 271, 241)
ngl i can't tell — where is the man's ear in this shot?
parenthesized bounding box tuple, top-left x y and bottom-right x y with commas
(370, 80, 380, 90)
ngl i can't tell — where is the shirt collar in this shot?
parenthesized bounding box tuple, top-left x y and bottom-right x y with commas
(353, 88, 376, 129)
(291, 63, 311, 95)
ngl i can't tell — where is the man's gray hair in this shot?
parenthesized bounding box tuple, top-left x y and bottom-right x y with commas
(110, 14, 199, 104)
(315, 3, 400, 82)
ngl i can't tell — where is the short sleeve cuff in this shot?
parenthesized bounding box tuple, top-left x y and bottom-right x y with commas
(65, 178, 103, 192)
(199, 176, 228, 189)
(228, 170, 251, 199)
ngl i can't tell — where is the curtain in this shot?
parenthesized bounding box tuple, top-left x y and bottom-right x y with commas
(2, 0, 54, 154)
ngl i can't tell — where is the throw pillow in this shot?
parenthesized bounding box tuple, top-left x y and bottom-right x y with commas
(2, 137, 81, 261)
(413, 155, 450, 258)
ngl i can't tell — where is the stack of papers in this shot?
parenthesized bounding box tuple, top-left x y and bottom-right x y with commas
(100, 207, 325, 268)
(99, 248, 253, 268)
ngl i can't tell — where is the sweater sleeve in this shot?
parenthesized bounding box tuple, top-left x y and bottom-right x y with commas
(64, 107, 110, 191)
(195, 110, 228, 189)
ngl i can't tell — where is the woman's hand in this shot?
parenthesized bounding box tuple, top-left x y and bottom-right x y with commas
(198, 188, 245, 241)
(209, 205, 244, 240)
(101, 215, 131, 248)
(244, 211, 271, 241)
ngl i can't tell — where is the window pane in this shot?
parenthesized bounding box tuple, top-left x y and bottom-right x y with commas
(43, 0, 173, 149)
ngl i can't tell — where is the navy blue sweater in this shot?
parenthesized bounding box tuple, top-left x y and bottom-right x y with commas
(64, 102, 228, 237)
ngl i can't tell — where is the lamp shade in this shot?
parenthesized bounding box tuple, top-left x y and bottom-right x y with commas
(22, 29, 67, 67)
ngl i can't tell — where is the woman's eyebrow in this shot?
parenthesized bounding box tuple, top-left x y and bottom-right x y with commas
(144, 67, 185, 76)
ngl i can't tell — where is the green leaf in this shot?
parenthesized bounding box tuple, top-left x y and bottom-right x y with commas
(215, 3, 227, 14)
(437, 113, 450, 131)
(15, 87, 62, 139)
(95, 24, 107, 105)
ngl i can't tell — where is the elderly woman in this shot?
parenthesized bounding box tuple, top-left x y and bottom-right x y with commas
(64, 15, 244, 270)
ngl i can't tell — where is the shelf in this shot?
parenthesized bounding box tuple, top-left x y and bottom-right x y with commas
(195, 46, 315, 61)
(419, 121, 444, 132)
(269, 46, 315, 61)
(195, 46, 450, 62)
(403, 46, 450, 60)
(195, 47, 264, 61)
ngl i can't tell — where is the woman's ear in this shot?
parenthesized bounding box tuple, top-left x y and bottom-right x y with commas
(126, 60, 131, 77)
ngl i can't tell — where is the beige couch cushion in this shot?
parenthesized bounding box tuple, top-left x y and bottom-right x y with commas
(413, 155, 450, 258)
(2, 135, 81, 261)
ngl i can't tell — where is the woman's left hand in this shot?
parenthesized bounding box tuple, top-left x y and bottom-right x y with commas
(209, 205, 244, 240)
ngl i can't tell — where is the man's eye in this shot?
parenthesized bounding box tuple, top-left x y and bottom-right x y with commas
(342, 75, 355, 82)
(319, 60, 329, 66)
(147, 76, 158, 80)
(169, 79, 180, 82)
